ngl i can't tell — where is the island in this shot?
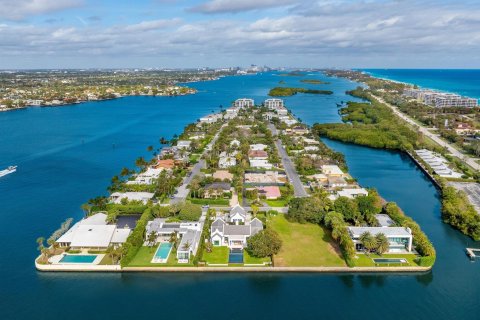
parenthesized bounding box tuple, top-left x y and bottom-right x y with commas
(300, 79, 330, 84)
(35, 97, 435, 272)
(268, 87, 333, 97)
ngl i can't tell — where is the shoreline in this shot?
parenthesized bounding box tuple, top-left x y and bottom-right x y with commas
(35, 260, 431, 273)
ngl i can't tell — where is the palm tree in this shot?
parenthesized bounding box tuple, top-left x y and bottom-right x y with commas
(169, 231, 179, 249)
(375, 233, 389, 255)
(147, 231, 158, 247)
(359, 232, 377, 253)
(80, 203, 91, 217)
(159, 137, 169, 145)
(181, 240, 191, 252)
(251, 204, 259, 217)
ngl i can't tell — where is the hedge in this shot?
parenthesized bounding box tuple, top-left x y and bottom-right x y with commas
(120, 207, 154, 267)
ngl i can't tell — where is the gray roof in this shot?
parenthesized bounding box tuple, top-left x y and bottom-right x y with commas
(250, 218, 264, 235)
(375, 214, 394, 227)
(224, 225, 251, 236)
(211, 218, 225, 231)
(230, 205, 246, 217)
(348, 226, 412, 238)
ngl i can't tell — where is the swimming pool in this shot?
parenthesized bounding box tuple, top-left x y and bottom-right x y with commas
(373, 258, 408, 264)
(152, 242, 173, 263)
(59, 254, 98, 264)
(229, 249, 244, 264)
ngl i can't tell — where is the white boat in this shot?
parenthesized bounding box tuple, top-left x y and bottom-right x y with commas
(0, 166, 17, 177)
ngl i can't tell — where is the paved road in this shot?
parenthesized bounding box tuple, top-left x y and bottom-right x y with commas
(373, 95, 480, 171)
(268, 123, 308, 198)
(171, 124, 226, 203)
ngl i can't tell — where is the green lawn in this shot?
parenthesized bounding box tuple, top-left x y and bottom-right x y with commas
(204, 246, 229, 265)
(128, 245, 194, 267)
(355, 253, 420, 267)
(265, 198, 289, 207)
(244, 251, 271, 265)
(269, 214, 346, 267)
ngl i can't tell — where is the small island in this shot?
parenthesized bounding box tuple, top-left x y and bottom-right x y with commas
(300, 79, 330, 84)
(268, 87, 334, 97)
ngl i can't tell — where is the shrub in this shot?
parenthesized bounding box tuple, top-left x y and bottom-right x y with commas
(246, 229, 282, 258)
(120, 207, 154, 267)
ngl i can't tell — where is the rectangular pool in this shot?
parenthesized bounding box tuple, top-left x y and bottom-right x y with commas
(229, 249, 244, 264)
(373, 258, 408, 264)
(59, 254, 98, 264)
(152, 242, 173, 263)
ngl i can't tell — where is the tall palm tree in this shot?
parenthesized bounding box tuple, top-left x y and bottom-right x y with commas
(359, 232, 377, 253)
(147, 231, 158, 248)
(375, 233, 390, 255)
(169, 231, 179, 249)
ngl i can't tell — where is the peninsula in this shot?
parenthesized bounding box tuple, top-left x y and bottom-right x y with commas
(35, 97, 435, 272)
(268, 87, 333, 97)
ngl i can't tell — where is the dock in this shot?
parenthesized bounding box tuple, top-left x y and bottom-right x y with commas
(466, 248, 479, 260)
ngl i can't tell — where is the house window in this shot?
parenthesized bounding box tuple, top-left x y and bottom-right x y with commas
(214, 240, 219, 246)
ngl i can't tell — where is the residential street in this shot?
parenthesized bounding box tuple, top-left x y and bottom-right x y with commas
(171, 124, 226, 203)
(268, 123, 308, 197)
(373, 95, 480, 171)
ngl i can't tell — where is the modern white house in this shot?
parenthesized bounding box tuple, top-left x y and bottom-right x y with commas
(348, 226, 413, 253)
(210, 206, 263, 248)
(219, 153, 237, 168)
(126, 167, 163, 185)
(249, 159, 273, 169)
(234, 98, 254, 108)
(264, 98, 284, 109)
(337, 188, 368, 199)
(56, 213, 131, 250)
(321, 165, 345, 177)
(110, 192, 155, 204)
(176, 140, 192, 149)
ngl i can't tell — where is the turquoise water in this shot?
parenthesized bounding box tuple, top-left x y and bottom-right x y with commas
(59, 255, 97, 263)
(0, 71, 479, 319)
(363, 69, 480, 99)
(154, 243, 172, 260)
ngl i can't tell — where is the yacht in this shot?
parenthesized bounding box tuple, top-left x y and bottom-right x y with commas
(0, 166, 17, 178)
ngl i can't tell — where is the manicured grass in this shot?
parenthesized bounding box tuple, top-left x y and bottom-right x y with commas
(128, 245, 194, 267)
(188, 197, 230, 206)
(99, 254, 114, 265)
(204, 246, 229, 265)
(269, 214, 346, 267)
(265, 198, 289, 207)
(355, 253, 420, 267)
(244, 251, 271, 265)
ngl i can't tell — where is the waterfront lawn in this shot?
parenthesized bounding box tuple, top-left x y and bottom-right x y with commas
(244, 251, 271, 265)
(355, 253, 420, 267)
(270, 215, 346, 267)
(128, 245, 194, 267)
(204, 246, 229, 265)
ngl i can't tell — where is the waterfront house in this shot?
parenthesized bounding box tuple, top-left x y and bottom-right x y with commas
(292, 126, 309, 135)
(210, 206, 264, 248)
(110, 192, 154, 204)
(337, 188, 368, 199)
(176, 140, 192, 150)
(321, 165, 345, 177)
(56, 213, 131, 250)
(126, 167, 163, 185)
(328, 177, 348, 188)
(348, 226, 413, 253)
(155, 159, 177, 170)
(276, 108, 288, 116)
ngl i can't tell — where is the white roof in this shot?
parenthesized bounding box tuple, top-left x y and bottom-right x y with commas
(337, 188, 368, 198)
(111, 228, 131, 243)
(70, 225, 116, 248)
(348, 226, 412, 238)
(80, 213, 108, 225)
(111, 192, 154, 203)
(322, 165, 344, 175)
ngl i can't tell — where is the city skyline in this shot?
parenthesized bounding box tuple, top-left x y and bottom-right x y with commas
(1, 0, 480, 69)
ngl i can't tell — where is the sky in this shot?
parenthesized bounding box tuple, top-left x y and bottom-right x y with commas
(1, 0, 480, 69)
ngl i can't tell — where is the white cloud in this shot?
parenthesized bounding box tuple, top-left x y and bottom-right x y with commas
(188, 0, 298, 14)
(0, 0, 83, 20)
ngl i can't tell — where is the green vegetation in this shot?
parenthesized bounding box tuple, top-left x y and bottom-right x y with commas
(269, 214, 346, 267)
(203, 246, 229, 265)
(246, 229, 282, 258)
(441, 185, 480, 240)
(313, 89, 420, 151)
(300, 79, 330, 84)
(268, 87, 333, 97)
(120, 207, 154, 267)
(244, 250, 271, 265)
(384, 202, 436, 265)
(127, 245, 194, 267)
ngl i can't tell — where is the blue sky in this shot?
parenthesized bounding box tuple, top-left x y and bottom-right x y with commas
(1, 0, 480, 69)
